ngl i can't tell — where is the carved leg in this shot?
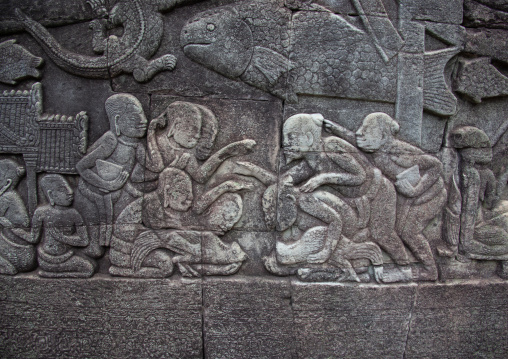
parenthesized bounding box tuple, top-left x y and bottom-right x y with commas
(370, 180, 410, 265)
(39, 255, 96, 278)
(0, 255, 17, 275)
(131, 54, 177, 83)
(298, 191, 343, 225)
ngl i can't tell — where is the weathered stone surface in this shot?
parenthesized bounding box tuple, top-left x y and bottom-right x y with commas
(203, 277, 295, 358)
(0, 275, 203, 358)
(1, 0, 508, 356)
(405, 280, 508, 358)
(292, 281, 416, 358)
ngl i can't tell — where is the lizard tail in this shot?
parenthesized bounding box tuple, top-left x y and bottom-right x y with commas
(15, 9, 109, 78)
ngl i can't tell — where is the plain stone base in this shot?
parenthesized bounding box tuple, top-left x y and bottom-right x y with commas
(1, 275, 507, 358)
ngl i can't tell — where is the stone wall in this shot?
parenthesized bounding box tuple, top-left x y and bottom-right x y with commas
(0, 0, 508, 357)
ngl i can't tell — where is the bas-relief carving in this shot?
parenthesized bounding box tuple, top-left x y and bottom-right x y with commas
(15, 0, 199, 82)
(180, 0, 459, 117)
(448, 126, 508, 278)
(0, 40, 43, 85)
(237, 112, 444, 282)
(0, 83, 88, 215)
(0, 0, 507, 284)
(108, 101, 253, 278)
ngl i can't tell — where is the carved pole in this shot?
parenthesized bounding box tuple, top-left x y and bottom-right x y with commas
(23, 152, 38, 218)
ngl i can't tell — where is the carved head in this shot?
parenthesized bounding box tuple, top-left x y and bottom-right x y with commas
(158, 168, 193, 212)
(0, 159, 25, 195)
(356, 112, 399, 152)
(40, 174, 74, 207)
(181, 7, 254, 79)
(163, 102, 218, 158)
(206, 193, 242, 233)
(105, 94, 147, 138)
(450, 126, 493, 164)
(283, 113, 324, 163)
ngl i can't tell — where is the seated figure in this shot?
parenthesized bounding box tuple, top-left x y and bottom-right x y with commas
(32, 174, 95, 278)
(110, 167, 249, 277)
(260, 178, 383, 282)
(0, 159, 35, 275)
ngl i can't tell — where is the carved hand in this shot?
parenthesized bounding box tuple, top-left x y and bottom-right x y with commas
(0, 217, 12, 228)
(323, 119, 338, 133)
(226, 139, 257, 157)
(105, 171, 129, 191)
(233, 161, 256, 176)
(149, 115, 167, 131)
(395, 178, 417, 197)
(224, 180, 255, 192)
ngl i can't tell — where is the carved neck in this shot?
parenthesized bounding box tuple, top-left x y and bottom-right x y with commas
(118, 136, 139, 147)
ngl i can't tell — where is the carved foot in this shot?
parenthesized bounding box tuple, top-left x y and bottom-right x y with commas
(159, 54, 177, 71)
(413, 265, 438, 282)
(297, 268, 341, 282)
(177, 263, 200, 277)
(498, 261, 508, 279)
(380, 265, 413, 283)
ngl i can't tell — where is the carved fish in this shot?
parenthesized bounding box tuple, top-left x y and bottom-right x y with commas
(0, 40, 43, 85)
(454, 57, 508, 103)
(181, 0, 459, 115)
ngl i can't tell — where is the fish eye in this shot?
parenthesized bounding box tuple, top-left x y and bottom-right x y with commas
(206, 23, 215, 31)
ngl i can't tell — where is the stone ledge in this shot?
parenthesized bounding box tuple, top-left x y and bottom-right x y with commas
(1, 276, 507, 358)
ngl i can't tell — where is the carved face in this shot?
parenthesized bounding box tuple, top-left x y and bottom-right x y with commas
(117, 103, 148, 138)
(181, 8, 254, 79)
(46, 176, 74, 207)
(163, 173, 193, 212)
(207, 195, 242, 232)
(172, 115, 202, 149)
(356, 117, 384, 153)
(283, 130, 313, 163)
(0, 159, 24, 193)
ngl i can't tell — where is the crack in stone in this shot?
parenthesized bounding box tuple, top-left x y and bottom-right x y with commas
(402, 285, 418, 359)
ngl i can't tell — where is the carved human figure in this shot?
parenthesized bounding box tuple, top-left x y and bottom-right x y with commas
(142, 167, 253, 233)
(285, 114, 410, 267)
(110, 167, 248, 278)
(355, 112, 447, 281)
(236, 113, 401, 281)
(0, 159, 36, 275)
(146, 101, 255, 181)
(109, 197, 174, 278)
(32, 175, 95, 278)
(75, 94, 148, 256)
(259, 179, 384, 282)
(451, 126, 508, 278)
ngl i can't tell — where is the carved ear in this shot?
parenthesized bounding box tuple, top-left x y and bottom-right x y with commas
(115, 115, 121, 136)
(305, 132, 314, 147)
(48, 190, 55, 206)
(390, 119, 400, 135)
(167, 122, 176, 138)
(16, 166, 25, 177)
(0, 179, 12, 196)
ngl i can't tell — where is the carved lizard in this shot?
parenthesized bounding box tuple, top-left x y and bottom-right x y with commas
(16, 0, 196, 82)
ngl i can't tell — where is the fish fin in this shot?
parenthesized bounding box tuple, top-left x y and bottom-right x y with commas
(425, 22, 466, 47)
(454, 57, 508, 104)
(423, 47, 461, 116)
(252, 46, 293, 86)
(0, 39, 17, 48)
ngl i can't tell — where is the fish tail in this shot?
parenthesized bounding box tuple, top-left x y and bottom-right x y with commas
(423, 47, 461, 116)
